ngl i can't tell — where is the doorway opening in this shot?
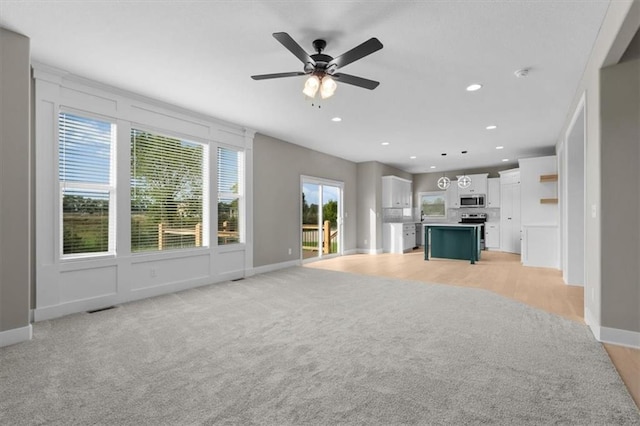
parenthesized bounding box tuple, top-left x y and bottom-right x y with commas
(301, 176, 343, 262)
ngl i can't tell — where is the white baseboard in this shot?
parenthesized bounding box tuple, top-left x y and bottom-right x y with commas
(34, 294, 120, 321)
(356, 248, 383, 255)
(598, 326, 640, 349)
(585, 310, 640, 349)
(343, 249, 359, 255)
(251, 259, 301, 275)
(0, 324, 32, 348)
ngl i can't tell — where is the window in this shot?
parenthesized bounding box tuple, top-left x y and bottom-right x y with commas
(217, 147, 243, 245)
(419, 191, 447, 219)
(130, 129, 207, 252)
(59, 112, 116, 256)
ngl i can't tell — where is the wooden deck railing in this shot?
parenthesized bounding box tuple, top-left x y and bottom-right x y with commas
(158, 223, 201, 250)
(302, 220, 338, 254)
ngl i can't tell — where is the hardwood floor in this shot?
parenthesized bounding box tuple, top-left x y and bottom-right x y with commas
(306, 249, 640, 409)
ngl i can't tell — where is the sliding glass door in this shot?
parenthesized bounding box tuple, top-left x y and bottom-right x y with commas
(301, 177, 343, 261)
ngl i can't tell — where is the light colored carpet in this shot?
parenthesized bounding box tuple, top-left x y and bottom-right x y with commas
(1, 267, 639, 425)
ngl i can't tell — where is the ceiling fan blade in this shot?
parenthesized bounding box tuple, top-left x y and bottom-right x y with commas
(251, 72, 307, 80)
(333, 73, 380, 90)
(328, 38, 383, 69)
(273, 32, 316, 66)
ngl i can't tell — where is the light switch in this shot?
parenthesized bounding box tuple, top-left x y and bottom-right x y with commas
(591, 204, 597, 219)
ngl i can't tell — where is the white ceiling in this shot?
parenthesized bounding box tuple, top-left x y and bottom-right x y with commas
(0, 0, 611, 173)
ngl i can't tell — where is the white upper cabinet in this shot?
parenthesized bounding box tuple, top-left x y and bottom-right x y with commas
(457, 173, 488, 195)
(487, 177, 500, 208)
(382, 176, 412, 208)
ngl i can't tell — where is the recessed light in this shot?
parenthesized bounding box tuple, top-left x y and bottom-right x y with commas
(381, 142, 390, 146)
(441, 153, 447, 156)
(410, 156, 417, 159)
(331, 117, 342, 122)
(430, 166, 436, 169)
(461, 150, 468, 154)
(486, 125, 497, 130)
(496, 146, 504, 150)
(502, 158, 509, 162)
(466, 83, 482, 91)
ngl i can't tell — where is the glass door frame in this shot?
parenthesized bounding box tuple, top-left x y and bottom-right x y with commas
(300, 175, 344, 263)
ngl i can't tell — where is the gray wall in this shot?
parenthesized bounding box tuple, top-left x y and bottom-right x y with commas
(253, 133, 357, 267)
(355, 161, 411, 252)
(556, 0, 639, 336)
(600, 58, 640, 333)
(0, 29, 31, 333)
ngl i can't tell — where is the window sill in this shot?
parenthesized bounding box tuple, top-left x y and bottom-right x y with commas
(217, 243, 246, 254)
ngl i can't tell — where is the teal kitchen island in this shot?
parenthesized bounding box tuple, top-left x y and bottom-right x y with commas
(423, 223, 482, 264)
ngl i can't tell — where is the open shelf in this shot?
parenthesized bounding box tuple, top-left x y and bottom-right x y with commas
(540, 198, 558, 204)
(540, 174, 558, 183)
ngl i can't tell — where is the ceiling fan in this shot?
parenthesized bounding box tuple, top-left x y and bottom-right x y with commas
(251, 32, 383, 99)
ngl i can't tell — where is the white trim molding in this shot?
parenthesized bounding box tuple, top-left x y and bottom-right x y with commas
(586, 311, 640, 350)
(357, 247, 384, 255)
(32, 63, 256, 321)
(0, 325, 32, 348)
(250, 259, 301, 276)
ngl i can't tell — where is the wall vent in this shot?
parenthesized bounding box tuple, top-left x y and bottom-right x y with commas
(87, 306, 117, 314)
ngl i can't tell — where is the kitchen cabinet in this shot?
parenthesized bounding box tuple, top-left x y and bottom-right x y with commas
(383, 223, 416, 254)
(485, 222, 500, 249)
(521, 224, 559, 268)
(446, 180, 459, 208)
(457, 173, 488, 196)
(382, 176, 412, 208)
(499, 169, 521, 254)
(487, 178, 500, 208)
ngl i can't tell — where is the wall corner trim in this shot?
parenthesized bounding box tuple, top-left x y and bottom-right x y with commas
(0, 325, 33, 348)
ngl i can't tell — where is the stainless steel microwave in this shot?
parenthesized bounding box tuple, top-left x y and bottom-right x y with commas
(460, 194, 486, 208)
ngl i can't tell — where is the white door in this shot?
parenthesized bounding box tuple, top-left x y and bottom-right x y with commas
(501, 183, 521, 254)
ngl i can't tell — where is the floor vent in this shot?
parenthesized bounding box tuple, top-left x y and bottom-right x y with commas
(231, 277, 245, 282)
(87, 306, 117, 314)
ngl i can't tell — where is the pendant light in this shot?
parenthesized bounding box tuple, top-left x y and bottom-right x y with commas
(437, 175, 451, 190)
(458, 175, 472, 189)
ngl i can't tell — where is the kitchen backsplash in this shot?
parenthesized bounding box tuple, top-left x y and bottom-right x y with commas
(447, 208, 500, 222)
(383, 207, 500, 223)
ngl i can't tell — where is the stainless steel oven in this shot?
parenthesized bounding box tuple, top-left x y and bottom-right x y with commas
(459, 212, 487, 249)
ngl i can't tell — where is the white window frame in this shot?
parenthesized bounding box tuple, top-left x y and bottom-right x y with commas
(217, 145, 245, 246)
(58, 109, 117, 259)
(418, 191, 448, 219)
(129, 125, 210, 253)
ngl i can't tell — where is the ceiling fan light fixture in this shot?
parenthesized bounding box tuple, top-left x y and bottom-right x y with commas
(303, 75, 320, 98)
(320, 76, 337, 99)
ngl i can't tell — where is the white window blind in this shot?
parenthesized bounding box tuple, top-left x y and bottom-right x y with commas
(217, 147, 243, 245)
(131, 129, 206, 252)
(58, 112, 116, 256)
